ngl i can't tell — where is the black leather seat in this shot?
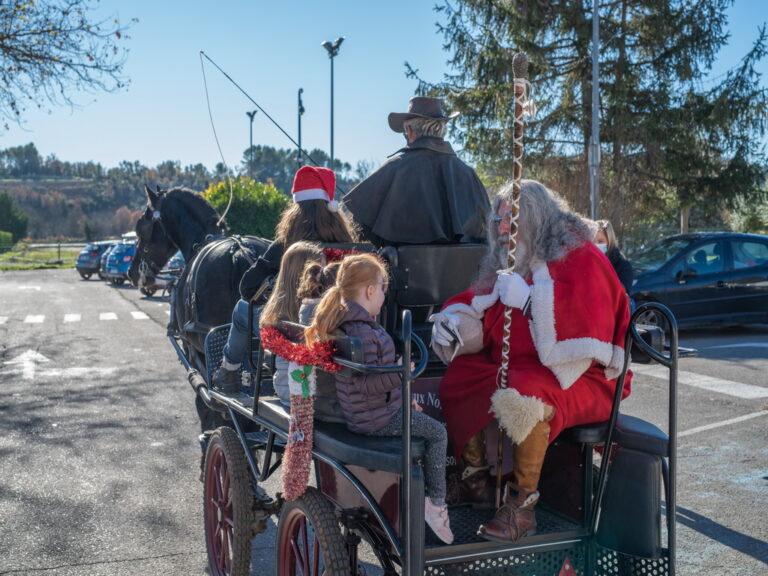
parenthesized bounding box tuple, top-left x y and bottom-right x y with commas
(258, 398, 426, 474)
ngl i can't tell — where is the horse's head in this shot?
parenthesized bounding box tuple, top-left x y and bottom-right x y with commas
(129, 185, 179, 289)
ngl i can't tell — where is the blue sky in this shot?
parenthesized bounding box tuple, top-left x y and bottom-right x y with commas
(1, 0, 765, 174)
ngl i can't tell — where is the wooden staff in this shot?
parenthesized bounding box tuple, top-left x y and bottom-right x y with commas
(495, 52, 529, 508)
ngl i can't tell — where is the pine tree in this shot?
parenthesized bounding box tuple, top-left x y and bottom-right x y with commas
(409, 0, 767, 233)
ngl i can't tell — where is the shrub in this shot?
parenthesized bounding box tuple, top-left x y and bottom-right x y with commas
(202, 176, 289, 238)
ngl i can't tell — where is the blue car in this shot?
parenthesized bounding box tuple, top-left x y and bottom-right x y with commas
(104, 241, 137, 285)
(631, 231, 768, 330)
(76, 241, 117, 280)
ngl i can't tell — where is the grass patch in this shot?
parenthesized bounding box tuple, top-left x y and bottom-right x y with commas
(0, 245, 80, 271)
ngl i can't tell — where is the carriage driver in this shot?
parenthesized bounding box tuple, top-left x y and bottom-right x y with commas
(429, 180, 633, 541)
(343, 96, 490, 246)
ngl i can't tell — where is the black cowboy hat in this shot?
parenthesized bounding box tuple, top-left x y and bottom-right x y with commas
(387, 96, 460, 133)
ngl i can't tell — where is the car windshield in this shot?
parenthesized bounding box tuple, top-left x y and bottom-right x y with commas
(85, 244, 100, 251)
(632, 237, 694, 272)
(111, 244, 128, 254)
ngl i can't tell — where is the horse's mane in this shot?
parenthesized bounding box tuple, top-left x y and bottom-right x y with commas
(165, 186, 222, 231)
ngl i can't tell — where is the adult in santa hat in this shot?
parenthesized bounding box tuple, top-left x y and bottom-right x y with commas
(343, 96, 490, 246)
(212, 165, 357, 393)
(429, 179, 632, 541)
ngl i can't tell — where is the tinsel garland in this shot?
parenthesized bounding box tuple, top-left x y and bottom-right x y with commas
(260, 325, 340, 374)
(260, 325, 340, 501)
(282, 395, 315, 501)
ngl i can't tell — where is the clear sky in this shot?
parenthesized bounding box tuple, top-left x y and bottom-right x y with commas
(0, 0, 765, 174)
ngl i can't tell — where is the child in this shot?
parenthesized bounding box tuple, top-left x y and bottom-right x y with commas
(306, 254, 454, 544)
(258, 241, 325, 406)
(296, 260, 341, 325)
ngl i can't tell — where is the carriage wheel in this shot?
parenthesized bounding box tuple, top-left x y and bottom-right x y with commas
(276, 487, 349, 575)
(203, 427, 253, 576)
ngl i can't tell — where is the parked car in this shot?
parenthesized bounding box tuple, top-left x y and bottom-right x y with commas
(631, 232, 768, 330)
(98, 244, 116, 280)
(104, 241, 137, 286)
(75, 241, 117, 280)
(139, 250, 185, 297)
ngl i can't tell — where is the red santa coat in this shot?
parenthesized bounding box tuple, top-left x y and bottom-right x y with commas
(439, 243, 632, 458)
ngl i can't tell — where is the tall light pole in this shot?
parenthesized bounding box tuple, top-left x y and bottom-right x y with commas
(588, 0, 600, 220)
(246, 110, 257, 179)
(297, 88, 305, 168)
(321, 36, 344, 171)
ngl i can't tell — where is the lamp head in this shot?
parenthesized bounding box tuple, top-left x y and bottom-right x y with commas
(322, 37, 345, 57)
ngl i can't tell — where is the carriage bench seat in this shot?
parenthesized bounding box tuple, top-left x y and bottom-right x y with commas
(258, 398, 427, 474)
(558, 414, 668, 456)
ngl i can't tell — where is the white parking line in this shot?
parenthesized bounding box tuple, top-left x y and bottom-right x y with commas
(131, 311, 149, 320)
(680, 410, 768, 438)
(631, 364, 768, 399)
(703, 343, 768, 350)
(24, 315, 44, 323)
(0, 316, 7, 324)
(63, 314, 81, 323)
(99, 312, 118, 321)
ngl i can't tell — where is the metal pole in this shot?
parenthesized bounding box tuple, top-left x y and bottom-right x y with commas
(297, 88, 304, 168)
(330, 56, 334, 170)
(246, 110, 257, 179)
(589, 0, 600, 220)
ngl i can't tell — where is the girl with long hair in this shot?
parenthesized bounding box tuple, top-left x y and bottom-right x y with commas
(306, 254, 454, 544)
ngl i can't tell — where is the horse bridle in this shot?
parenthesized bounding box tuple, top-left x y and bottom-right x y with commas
(138, 194, 176, 278)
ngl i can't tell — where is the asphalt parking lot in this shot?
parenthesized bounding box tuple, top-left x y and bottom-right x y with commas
(0, 269, 766, 575)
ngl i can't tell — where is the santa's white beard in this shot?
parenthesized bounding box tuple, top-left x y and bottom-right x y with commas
(496, 235, 530, 275)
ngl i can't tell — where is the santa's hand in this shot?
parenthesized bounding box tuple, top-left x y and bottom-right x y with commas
(429, 312, 462, 347)
(496, 272, 531, 310)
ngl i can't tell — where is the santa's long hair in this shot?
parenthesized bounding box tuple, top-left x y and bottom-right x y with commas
(474, 180, 593, 293)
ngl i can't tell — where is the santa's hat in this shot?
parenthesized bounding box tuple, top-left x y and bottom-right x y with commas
(291, 166, 339, 212)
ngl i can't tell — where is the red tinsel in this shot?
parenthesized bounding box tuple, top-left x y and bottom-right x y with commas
(260, 325, 340, 373)
(282, 395, 315, 501)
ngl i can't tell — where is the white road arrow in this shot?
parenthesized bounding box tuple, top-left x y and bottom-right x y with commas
(4, 350, 50, 379)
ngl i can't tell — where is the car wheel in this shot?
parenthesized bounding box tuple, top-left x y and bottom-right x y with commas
(634, 305, 670, 334)
(140, 287, 156, 297)
(113, 278, 126, 286)
(79, 272, 92, 280)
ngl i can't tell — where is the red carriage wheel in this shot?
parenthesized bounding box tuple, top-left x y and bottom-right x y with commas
(203, 427, 253, 576)
(276, 487, 349, 575)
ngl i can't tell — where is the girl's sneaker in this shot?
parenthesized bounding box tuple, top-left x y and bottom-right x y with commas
(425, 498, 454, 544)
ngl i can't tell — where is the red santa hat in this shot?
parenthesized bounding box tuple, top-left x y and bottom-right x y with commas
(291, 165, 339, 212)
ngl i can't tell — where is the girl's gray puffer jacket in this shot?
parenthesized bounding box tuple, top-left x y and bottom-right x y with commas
(335, 301, 402, 434)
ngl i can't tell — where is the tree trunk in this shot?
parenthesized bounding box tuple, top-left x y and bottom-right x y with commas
(680, 205, 692, 234)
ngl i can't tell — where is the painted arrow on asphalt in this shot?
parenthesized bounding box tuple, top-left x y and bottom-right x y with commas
(3, 350, 50, 379)
(3, 350, 118, 380)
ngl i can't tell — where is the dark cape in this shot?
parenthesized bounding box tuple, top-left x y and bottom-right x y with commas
(343, 136, 490, 246)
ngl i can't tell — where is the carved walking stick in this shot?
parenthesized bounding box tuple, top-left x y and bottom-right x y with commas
(494, 52, 531, 507)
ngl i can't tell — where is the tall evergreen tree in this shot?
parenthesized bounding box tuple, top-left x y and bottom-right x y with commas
(409, 0, 767, 232)
(0, 190, 28, 240)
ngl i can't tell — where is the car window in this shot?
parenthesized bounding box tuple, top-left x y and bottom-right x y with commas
(732, 240, 768, 269)
(85, 244, 99, 251)
(674, 241, 725, 276)
(111, 244, 127, 254)
(632, 238, 693, 271)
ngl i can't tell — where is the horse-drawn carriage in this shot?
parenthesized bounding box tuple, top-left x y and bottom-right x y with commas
(129, 186, 684, 576)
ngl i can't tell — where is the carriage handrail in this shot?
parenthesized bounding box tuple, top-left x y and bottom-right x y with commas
(590, 301, 678, 575)
(331, 330, 428, 378)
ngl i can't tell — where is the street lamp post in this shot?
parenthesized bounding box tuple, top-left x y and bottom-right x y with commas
(321, 37, 344, 171)
(297, 88, 305, 168)
(246, 109, 257, 179)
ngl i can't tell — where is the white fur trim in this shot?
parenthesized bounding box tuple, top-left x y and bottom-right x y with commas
(490, 388, 547, 445)
(293, 188, 330, 203)
(326, 199, 339, 212)
(470, 285, 500, 314)
(528, 263, 625, 390)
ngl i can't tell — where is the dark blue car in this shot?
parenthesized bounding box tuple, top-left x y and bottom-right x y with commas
(104, 241, 136, 285)
(76, 241, 117, 280)
(631, 232, 768, 330)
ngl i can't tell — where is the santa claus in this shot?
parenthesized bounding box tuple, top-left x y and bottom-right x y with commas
(429, 179, 632, 542)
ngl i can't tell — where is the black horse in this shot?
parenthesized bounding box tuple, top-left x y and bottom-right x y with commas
(129, 185, 270, 403)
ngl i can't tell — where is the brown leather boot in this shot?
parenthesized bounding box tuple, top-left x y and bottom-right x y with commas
(477, 419, 551, 542)
(458, 431, 495, 505)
